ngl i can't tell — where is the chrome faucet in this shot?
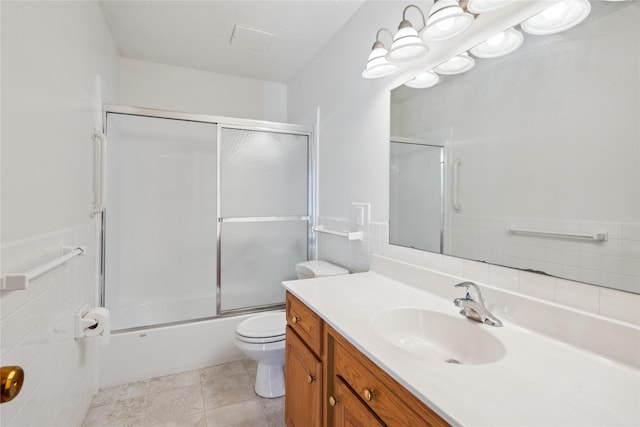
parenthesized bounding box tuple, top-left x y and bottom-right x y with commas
(453, 281, 503, 327)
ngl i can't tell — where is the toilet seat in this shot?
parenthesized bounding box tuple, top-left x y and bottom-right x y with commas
(236, 312, 286, 344)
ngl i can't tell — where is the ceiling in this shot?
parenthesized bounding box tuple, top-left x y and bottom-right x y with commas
(99, 0, 366, 84)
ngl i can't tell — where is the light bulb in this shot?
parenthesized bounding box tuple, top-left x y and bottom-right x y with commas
(487, 32, 506, 46)
(436, 18, 455, 32)
(543, 1, 568, 20)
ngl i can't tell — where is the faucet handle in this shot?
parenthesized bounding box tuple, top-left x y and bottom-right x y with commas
(454, 281, 484, 302)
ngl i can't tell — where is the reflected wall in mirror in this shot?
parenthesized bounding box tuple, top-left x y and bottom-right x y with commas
(390, 2, 640, 294)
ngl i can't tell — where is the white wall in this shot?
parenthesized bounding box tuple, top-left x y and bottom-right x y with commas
(0, 1, 118, 425)
(118, 58, 288, 123)
(287, 1, 640, 325)
(287, 1, 397, 222)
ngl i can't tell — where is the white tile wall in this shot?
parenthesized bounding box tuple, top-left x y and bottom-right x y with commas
(0, 221, 100, 427)
(316, 216, 640, 327)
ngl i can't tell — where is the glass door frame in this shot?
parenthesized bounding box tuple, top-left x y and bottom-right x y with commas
(100, 104, 316, 329)
(216, 124, 314, 316)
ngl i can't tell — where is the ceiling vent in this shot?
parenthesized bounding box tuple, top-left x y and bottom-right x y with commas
(230, 25, 275, 51)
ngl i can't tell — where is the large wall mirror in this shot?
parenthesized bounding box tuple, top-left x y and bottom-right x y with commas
(390, 1, 639, 294)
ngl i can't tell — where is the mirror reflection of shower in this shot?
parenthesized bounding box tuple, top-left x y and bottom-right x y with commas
(389, 138, 444, 254)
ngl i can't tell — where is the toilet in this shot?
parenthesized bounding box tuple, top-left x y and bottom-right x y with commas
(234, 260, 349, 398)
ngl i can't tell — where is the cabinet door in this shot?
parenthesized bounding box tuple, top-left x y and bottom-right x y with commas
(285, 327, 322, 427)
(332, 378, 384, 427)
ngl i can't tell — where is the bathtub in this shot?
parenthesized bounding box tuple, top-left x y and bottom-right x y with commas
(110, 297, 219, 331)
(100, 305, 278, 388)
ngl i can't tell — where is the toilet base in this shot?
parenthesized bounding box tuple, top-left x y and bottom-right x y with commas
(255, 361, 285, 398)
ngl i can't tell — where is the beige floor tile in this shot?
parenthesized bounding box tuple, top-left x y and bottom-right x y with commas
(200, 361, 247, 383)
(205, 399, 269, 427)
(144, 412, 206, 427)
(259, 397, 285, 427)
(145, 384, 204, 425)
(83, 396, 147, 427)
(91, 380, 151, 407)
(202, 373, 256, 410)
(149, 369, 201, 394)
(241, 358, 258, 375)
(85, 361, 285, 427)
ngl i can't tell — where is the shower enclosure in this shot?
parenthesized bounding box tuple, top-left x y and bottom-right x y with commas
(101, 106, 313, 331)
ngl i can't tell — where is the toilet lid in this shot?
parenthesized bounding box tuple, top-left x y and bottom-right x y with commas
(237, 312, 286, 339)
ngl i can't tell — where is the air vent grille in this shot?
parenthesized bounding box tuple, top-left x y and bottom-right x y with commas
(230, 25, 274, 51)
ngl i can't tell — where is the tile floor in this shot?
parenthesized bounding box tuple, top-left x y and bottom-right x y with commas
(83, 359, 284, 427)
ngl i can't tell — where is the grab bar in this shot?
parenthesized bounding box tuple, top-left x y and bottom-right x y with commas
(1, 246, 86, 291)
(508, 227, 608, 241)
(92, 131, 107, 216)
(452, 159, 462, 212)
(312, 226, 363, 241)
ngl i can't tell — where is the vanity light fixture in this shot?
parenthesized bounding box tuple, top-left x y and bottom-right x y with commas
(422, 0, 475, 42)
(404, 70, 440, 89)
(469, 28, 523, 58)
(362, 28, 400, 79)
(466, 0, 513, 13)
(386, 5, 430, 62)
(434, 52, 475, 75)
(363, 0, 594, 87)
(521, 0, 591, 35)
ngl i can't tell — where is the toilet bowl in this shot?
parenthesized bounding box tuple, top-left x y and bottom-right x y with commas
(235, 260, 348, 398)
(234, 312, 286, 398)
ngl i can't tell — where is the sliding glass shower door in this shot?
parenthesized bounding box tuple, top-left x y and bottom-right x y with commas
(103, 109, 312, 330)
(105, 113, 218, 330)
(219, 128, 309, 313)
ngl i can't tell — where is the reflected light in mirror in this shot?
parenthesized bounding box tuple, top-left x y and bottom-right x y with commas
(466, 0, 513, 13)
(434, 52, 475, 75)
(404, 70, 440, 88)
(469, 28, 523, 58)
(521, 0, 591, 35)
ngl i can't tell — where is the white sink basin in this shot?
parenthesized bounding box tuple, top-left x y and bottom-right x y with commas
(370, 307, 506, 365)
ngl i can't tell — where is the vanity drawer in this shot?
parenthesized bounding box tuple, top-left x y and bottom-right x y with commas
(332, 329, 449, 427)
(286, 292, 323, 357)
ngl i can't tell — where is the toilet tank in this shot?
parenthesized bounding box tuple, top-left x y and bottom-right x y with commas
(295, 260, 349, 279)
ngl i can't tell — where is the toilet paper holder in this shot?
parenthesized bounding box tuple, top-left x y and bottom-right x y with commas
(74, 305, 101, 339)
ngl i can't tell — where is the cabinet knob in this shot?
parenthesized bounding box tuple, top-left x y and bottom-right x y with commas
(363, 388, 375, 401)
(329, 396, 339, 407)
(306, 375, 315, 384)
(291, 315, 298, 324)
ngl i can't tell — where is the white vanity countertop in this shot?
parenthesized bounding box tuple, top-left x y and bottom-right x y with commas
(283, 270, 640, 427)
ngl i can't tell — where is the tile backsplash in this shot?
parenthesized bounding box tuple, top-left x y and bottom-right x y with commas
(0, 221, 100, 427)
(316, 216, 640, 326)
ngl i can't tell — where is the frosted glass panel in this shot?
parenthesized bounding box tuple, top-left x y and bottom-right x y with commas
(390, 142, 442, 252)
(105, 114, 217, 330)
(220, 221, 308, 311)
(221, 128, 308, 217)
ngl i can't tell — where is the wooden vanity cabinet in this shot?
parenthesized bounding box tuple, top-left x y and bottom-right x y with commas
(331, 377, 384, 427)
(326, 325, 449, 427)
(285, 291, 449, 427)
(285, 293, 323, 427)
(285, 326, 322, 427)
